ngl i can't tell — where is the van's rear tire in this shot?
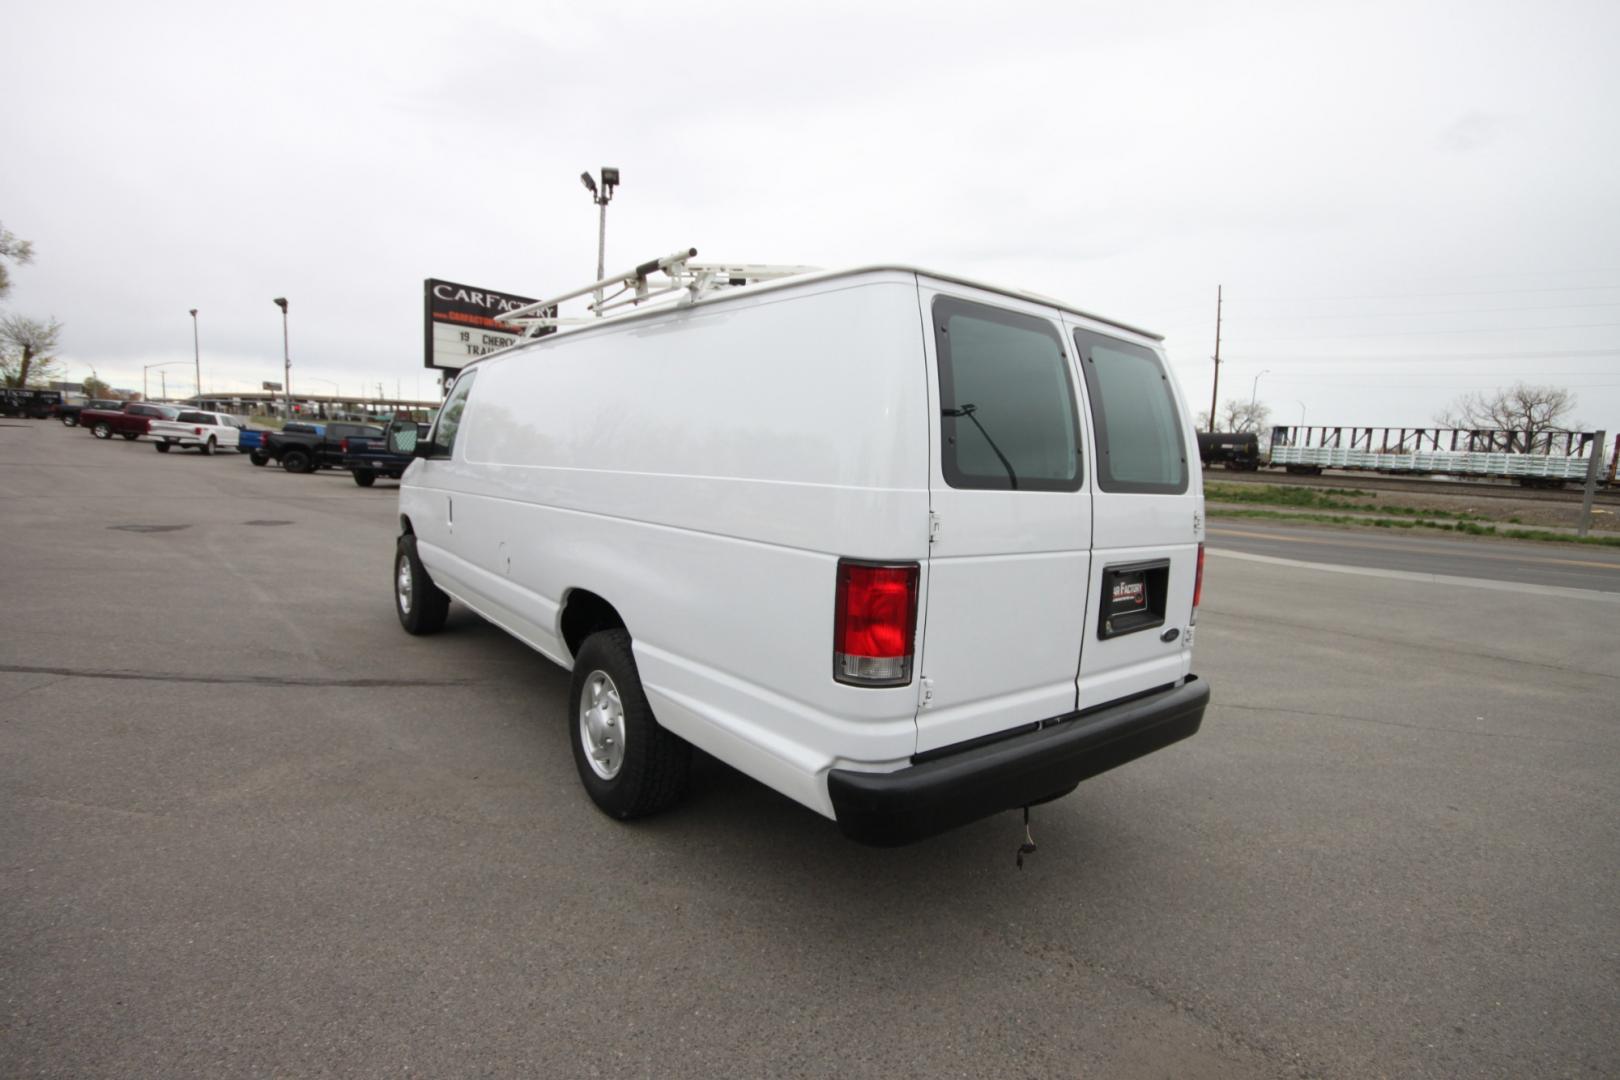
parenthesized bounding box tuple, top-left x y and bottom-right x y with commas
(201, 437, 215, 456)
(353, 469, 375, 487)
(250, 453, 268, 467)
(154, 441, 171, 453)
(569, 629, 691, 820)
(394, 534, 449, 635)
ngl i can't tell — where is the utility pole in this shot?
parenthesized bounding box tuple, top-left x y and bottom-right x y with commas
(1208, 285, 1222, 433)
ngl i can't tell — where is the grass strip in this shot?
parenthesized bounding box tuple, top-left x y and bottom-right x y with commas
(1205, 481, 1489, 521)
(1209, 507, 1620, 549)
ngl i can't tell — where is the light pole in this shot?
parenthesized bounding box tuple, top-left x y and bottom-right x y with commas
(579, 166, 620, 313)
(1248, 369, 1270, 431)
(143, 361, 189, 402)
(1208, 284, 1222, 433)
(273, 298, 291, 417)
(306, 377, 339, 419)
(1297, 400, 1307, 427)
(189, 308, 201, 404)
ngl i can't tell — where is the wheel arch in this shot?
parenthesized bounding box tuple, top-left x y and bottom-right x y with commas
(559, 589, 628, 658)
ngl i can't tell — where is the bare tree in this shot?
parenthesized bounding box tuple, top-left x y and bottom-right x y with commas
(1197, 398, 1271, 435)
(1433, 382, 1577, 452)
(0, 315, 64, 388)
(0, 222, 33, 299)
(82, 374, 113, 399)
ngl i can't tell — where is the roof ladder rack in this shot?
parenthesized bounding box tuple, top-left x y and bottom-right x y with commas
(497, 247, 819, 337)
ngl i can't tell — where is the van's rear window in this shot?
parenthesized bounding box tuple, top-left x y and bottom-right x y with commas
(1073, 328, 1188, 494)
(933, 297, 1082, 492)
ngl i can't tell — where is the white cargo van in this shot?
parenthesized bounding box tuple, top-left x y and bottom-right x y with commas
(389, 261, 1208, 845)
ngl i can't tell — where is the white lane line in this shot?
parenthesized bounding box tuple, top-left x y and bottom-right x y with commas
(1206, 548, 1620, 604)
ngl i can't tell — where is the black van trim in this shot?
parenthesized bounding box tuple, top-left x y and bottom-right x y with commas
(828, 676, 1207, 846)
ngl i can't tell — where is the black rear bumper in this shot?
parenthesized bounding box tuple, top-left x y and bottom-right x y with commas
(827, 676, 1208, 846)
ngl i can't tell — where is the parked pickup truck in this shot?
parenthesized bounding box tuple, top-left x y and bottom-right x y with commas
(148, 410, 242, 455)
(257, 422, 393, 474)
(235, 422, 274, 455)
(342, 424, 426, 486)
(79, 402, 181, 440)
(57, 399, 127, 427)
(252, 422, 324, 470)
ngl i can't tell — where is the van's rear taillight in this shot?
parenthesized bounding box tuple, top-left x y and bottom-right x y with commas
(1191, 542, 1205, 623)
(833, 559, 919, 687)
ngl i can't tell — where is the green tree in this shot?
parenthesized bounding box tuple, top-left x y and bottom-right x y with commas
(0, 222, 33, 299)
(0, 315, 64, 387)
(82, 374, 113, 399)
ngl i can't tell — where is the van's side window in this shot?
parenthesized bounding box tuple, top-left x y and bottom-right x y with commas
(1072, 328, 1189, 494)
(933, 297, 1082, 492)
(433, 370, 478, 457)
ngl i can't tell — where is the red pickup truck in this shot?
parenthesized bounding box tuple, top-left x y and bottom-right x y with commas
(79, 402, 182, 440)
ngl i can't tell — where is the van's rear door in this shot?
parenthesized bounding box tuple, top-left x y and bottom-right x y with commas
(913, 284, 1094, 755)
(1063, 319, 1199, 708)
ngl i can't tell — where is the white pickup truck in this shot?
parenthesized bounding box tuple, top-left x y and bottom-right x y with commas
(148, 410, 242, 455)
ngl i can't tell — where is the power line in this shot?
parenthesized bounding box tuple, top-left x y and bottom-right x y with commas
(1158, 301, 1620, 333)
(1219, 321, 1620, 343)
(1168, 346, 1620, 364)
(1231, 283, 1620, 303)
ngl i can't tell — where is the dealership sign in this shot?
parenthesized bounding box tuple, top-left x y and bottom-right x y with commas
(423, 278, 553, 371)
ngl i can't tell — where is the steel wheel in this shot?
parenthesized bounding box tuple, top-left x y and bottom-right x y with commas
(578, 670, 626, 780)
(395, 551, 413, 616)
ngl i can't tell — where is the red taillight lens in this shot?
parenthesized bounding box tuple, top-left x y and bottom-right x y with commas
(1192, 542, 1205, 619)
(833, 560, 919, 687)
(194, 426, 204, 435)
(340, 438, 349, 453)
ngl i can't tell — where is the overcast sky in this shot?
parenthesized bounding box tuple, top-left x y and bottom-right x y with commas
(5, 0, 1618, 434)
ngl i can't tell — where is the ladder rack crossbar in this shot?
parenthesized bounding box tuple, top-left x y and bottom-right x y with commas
(494, 249, 822, 337)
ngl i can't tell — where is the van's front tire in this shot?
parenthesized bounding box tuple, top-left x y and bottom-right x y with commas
(569, 629, 691, 820)
(394, 534, 449, 635)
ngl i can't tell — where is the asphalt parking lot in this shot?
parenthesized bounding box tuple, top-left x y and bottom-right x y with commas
(3, 419, 1616, 1079)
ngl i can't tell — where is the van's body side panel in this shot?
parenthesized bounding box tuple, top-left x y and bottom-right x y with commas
(912, 279, 1095, 755)
(411, 275, 931, 817)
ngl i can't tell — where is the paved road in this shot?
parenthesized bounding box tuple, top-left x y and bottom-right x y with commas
(3, 420, 1617, 1078)
(1210, 519, 1620, 594)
